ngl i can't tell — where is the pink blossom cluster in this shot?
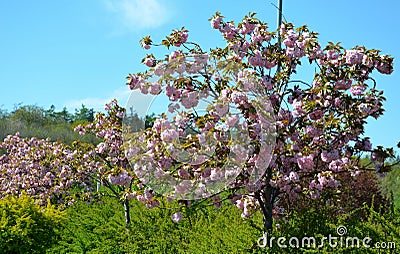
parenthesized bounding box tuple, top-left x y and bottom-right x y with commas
(345, 49, 364, 65)
(309, 172, 339, 199)
(297, 154, 314, 170)
(0, 133, 95, 205)
(235, 196, 257, 218)
(108, 170, 132, 186)
(170, 28, 188, 47)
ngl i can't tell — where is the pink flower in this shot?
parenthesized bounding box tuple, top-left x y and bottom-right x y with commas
(158, 156, 172, 169)
(350, 85, 365, 96)
(326, 50, 339, 60)
(194, 53, 209, 65)
(127, 74, 142, 90)
(283, 38, 295, 48)
(211, 16, 222, 29)
(262, 75, 274, 90)
(221, 22, 238, 39)
(321, 150, 339, 163)
(161, 129, 178, 143)
(241, 41, 250, 51)
(214, 102, 229, 117)
(289, 171, 299, 182)
(334, 79, 352, 90)
(181, 91, 198, 108)
(168, 103, 180, 113)
(292, 99, 306, 116)
(154, 64, 165, 76)
(239, 20, 256, 34)
(235, 199, 245, 210)
(308, 110, 324, 121)
(358, 103, 371, 115)
(283, 30, 298, 47)
(248, 50, 264, 67)
(251, 33, 263, 44)
(297, 154, 314, 170)
(241, 209, 251, 218)
(226, 115, 239, 127)
(178, 168, 190, 179)
(230, 91, 247, 104)
(310, 190, 320, 199)
(305, 126, 323, 137)
(173, 31, 188, 47)
(210, 168, 224, 181)
(116, 111, 125, 119)
(169, 50, 182, 62)
(165, 85, 181, 101)
(345, 49, 364, 65)
(376, 60, 393, 74)
(139, 83, 148, 94)
(328, 159, 344, 172)
(172, 212, 182, 223)
(143, 57, 154, 67)
(363, 139, 372, 151)
(264, 60, 276, 69)
(141, 41, 151, 50)
(149, 83, 162, 95)
(144, 188, 155, 199)
(108, 171, 132, 186)
(333, 97, 342, 108)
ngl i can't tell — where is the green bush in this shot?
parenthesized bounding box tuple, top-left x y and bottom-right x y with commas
(49, 196, 262, 253)
(381, 163, 400, 209)
(0, 194, 65, 254)
(254, 204, 400, 254)
(47, 194, 400, 253)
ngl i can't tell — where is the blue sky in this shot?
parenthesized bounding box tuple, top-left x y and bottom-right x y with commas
(0, 0, 399, 149)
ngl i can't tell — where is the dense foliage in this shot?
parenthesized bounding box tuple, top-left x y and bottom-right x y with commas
(0, 104, 98, 145)
(380, 160, 400, 208)
(0, 194, 65, 254)
(45, 195, 399, 253)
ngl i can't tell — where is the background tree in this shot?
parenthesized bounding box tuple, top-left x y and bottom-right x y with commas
(73, 104, 95, 123)
(72, 100, 162, 228)
(0, 104, 98, 145)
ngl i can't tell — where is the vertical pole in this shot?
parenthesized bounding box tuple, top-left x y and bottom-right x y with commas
(124, 198, 131, 229)
(97, 175, 100, 192)
(276, 0, 283, 76)
(262, 0, 283, 233)
(277, 0, 283, 46)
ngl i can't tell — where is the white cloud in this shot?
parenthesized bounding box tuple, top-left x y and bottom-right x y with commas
(65, 87, 166, 117)
(66, 87, 132, 112)
(103, 0, 170, 32)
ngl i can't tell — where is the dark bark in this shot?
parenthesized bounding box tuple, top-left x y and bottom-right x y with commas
(255, 183, 278, 233)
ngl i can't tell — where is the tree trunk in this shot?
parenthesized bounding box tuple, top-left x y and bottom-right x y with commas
(123, 198, 131, 228)
(256, 183, 277, 233)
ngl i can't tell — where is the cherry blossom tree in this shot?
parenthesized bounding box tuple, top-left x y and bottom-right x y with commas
(0, 100, 159, 228)
(124, 12, 397, 232)
(0, 133, 95, 206)
(72, 100, 166, 228)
